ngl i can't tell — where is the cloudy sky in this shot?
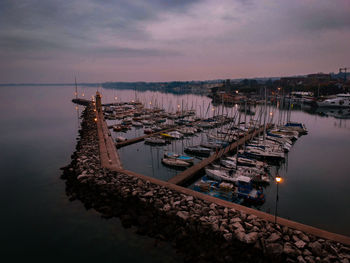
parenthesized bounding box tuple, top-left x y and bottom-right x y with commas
(1, 0, 349, 83)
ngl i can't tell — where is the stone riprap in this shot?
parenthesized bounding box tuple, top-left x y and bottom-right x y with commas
(61, 104, 350, 263)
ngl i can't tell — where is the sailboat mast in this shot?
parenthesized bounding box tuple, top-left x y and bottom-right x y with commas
(74, 76, 78, 99)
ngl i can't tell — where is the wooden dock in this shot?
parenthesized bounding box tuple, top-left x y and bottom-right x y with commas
(168, 125, 269, 186)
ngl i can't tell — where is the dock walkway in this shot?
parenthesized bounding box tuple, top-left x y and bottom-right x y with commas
(168, 125, 268, 186)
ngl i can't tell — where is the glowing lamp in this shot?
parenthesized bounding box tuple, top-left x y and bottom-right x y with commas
(275, 176, 282, 183)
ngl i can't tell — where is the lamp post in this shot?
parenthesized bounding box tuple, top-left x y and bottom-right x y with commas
(275, 175, 282, 224)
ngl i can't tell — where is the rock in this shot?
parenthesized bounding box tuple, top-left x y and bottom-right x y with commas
(209, 203, 216, 210)
(267, 232, 281, 243)
(283, 243, 299, 257)
(137, 179, 144, 187)
(283, 235, 291, 241)
(143, 191, 154, 197)
(172, 200, 181, 207)
(230, 217, 242, 224)
(303, 249, 312, 256)
(176, 211, 189, 221)
(292, 235, 300, 242)
(304, 256, 315, 263)
(244, 222, 253, 230)
(185, 196, 194, 202)
(324, 243, 338, 255)
(341, 259, 350, 263)
(223, 233, 232, 242)
(211, 223, 219, 232)
(340, 246, 350, 254)
(234, 229, 246, 242)
(247, 214, 258, 221)
(299, 232, 310, 242)
(308, 241, 324, 257)
(244, 232, 259, 244)
(320, 257, 331, 263)
(295, 240, 306, 249)
(240, 211, 247, 220)
(163, 204, 171, 212)
(297, 255, 306, 263)
(266, 243, 283, 256)
(232, 222, 244, 231)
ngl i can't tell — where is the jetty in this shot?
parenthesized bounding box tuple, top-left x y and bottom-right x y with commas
(95, 92, 123, 169)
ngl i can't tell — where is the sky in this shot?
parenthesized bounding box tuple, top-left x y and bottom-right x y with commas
(0, 0, 350, 83)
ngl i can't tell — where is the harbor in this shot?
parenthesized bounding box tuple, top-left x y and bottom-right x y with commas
(62, 88, 350, 262)
(2, 84, 350, 263)
(3, 1, 350, 261)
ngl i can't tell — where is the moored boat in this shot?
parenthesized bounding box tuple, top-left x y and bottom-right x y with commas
(184, 145, 211, 156)
(164, 152, 194, 163)
(162, 158, 191, 168)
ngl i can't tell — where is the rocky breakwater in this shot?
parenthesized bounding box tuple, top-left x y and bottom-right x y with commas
(61, 104, 350, 263)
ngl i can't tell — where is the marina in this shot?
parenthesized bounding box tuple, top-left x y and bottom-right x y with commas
(2, 85, 350, 262)
(3, 1, 350, 261)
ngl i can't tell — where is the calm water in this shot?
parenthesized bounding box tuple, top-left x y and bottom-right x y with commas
(0, 86, 181, 262)
(0, 86, 349, 262)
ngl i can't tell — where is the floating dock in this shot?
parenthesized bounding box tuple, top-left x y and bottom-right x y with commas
(168, 125, 269, 186)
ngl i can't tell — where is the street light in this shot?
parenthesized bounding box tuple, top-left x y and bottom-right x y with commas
(275, 175, 282, 224)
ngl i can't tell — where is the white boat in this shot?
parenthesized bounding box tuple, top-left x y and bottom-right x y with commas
(316, 94, 350, 108)
(164, 152, 194, 163)
(132, 121, 143, 127)
(115, 136, 127, 142)
(184, 146, 211, 156)
(205, 168, 237, 183)
(220, 158, 237, 169)
(162, 158, 191, 167)
(144, 137, 166, 145)
(167, 131, 184, 139)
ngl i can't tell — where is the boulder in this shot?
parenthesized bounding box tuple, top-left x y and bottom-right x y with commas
(283, 242, 299, 258)
(266, 243, 283, 256)
(244, 232, 259, 244)
(267, 232, 281, 243)
(223, 233, 233, 242)
(295, 240, 306, 249)
(308, 241, 324, 257)
(176, 211, 189, 221)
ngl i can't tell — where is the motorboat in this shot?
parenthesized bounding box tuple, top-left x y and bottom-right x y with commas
(184, 146, 211, 156)
(164, 152, 194, 163)
(115, 136, 127, 142)
(205, 168, 237, 183)
(144, 137, 167, 145)
(162, 158, 191, 168)
(316, 94, 350, 108)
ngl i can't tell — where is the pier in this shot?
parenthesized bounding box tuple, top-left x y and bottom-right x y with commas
(168, 125, 269, 186)
(95, 92, 123, 170)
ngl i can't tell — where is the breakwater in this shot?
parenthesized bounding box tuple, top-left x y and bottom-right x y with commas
(62, 101, 350, 263)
